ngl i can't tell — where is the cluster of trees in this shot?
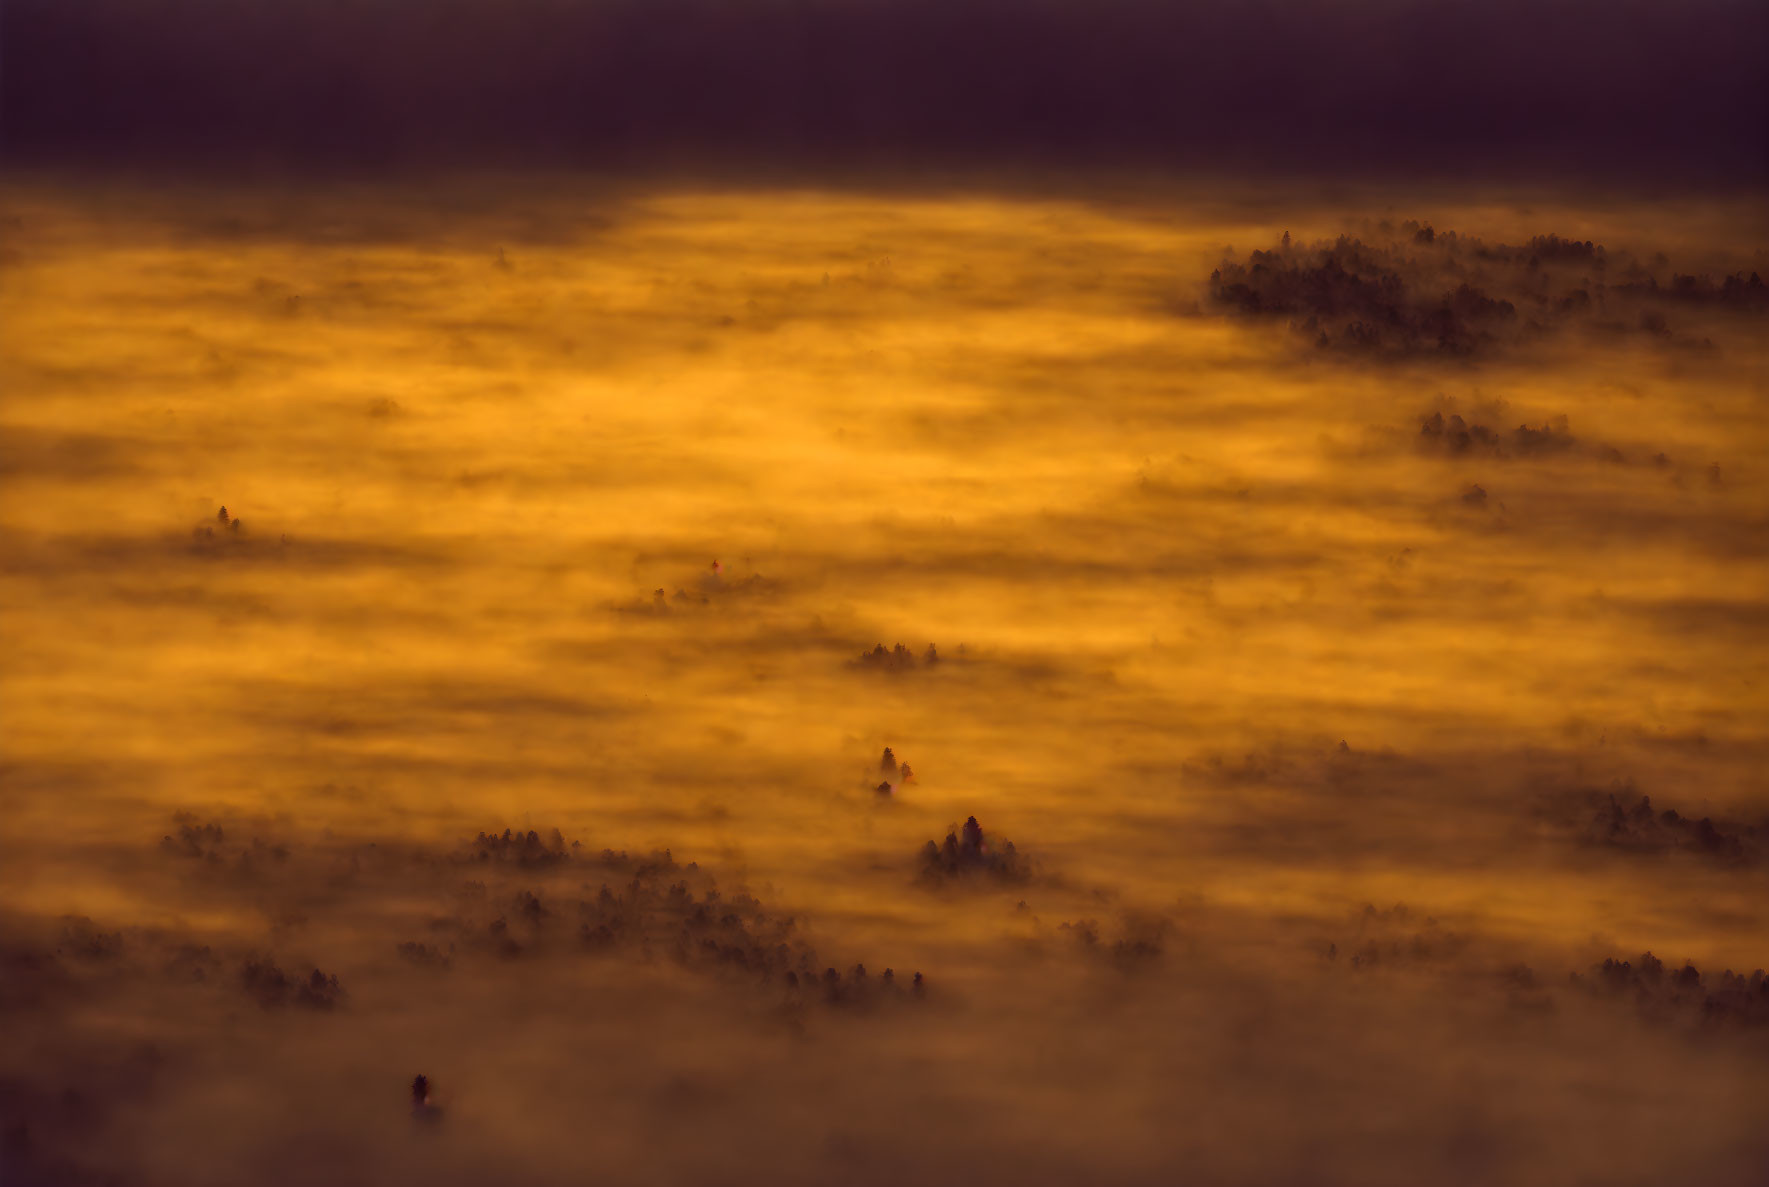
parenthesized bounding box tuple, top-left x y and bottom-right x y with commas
(853, 642, 941, 671)
(918, 816, 1028, 884)
(1585, 793, 1761, 865)
(1323, 903, 1471, 970)
(1574, 952, 1769, 1027)
(1615, 271, 1768, 308)
(238, 958, 343, 1009)
(1209, 226, 1761, 356)
(1207, 235, 1521, 355)
(875, 747, 915, 793)
(1418, 410, 1579, 458)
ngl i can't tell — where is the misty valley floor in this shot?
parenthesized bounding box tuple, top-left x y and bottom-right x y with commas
(1, 181, 1766, 1186)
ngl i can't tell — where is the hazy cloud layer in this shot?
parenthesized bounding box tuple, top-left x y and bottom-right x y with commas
(4, 812, 1767, 1186)
(1, 185, 1766, 1184)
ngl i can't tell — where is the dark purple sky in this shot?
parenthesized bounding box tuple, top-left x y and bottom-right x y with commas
(3, 0, 1766, 183)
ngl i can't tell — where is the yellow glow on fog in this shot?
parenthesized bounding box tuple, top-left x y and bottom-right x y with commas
(1, 184, 1764, 970)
